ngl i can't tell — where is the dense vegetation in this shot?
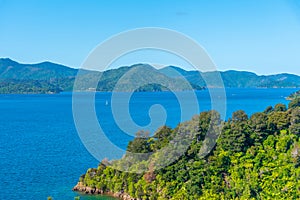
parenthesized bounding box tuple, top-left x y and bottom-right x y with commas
(160, 66, 300, 88)
(0, 59, 203, 93)
(0, 78, 73, 94)
(78, 99, 300, 199)
(1, 58, 300, 94)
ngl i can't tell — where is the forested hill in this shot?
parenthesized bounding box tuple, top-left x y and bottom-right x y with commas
(0, 58, 78, 80)
(160, 66, 300, 88)
(74, 98, 300, 199)
(1, 58, 300, 93)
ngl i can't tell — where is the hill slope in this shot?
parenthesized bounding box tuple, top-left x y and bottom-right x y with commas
(74, 99, 300, 199)
(0, 58, 300, 93)
(0, 58, 78, 80)
(160, 66, 300, 88)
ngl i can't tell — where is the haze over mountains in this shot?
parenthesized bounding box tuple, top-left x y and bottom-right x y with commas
(0, 58, 299, 93)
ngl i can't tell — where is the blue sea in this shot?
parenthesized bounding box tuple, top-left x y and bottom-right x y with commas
(0, 88, 298, 200)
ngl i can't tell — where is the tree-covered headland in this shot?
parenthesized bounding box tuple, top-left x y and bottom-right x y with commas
(287, 90, 300, 100)
(75, 98, 300, 199)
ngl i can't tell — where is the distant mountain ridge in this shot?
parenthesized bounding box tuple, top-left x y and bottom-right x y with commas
(0, 58, 78, 80)
(0, 58, 299, 93)
(160, 66, 300, 88)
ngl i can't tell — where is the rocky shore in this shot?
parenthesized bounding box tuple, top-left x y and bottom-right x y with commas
(72, 182, 137, 200)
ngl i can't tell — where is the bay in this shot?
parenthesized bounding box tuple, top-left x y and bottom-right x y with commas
(0, 88, 298, 200)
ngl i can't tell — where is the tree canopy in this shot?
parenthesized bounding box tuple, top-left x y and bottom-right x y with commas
(78, 98, 300, 199)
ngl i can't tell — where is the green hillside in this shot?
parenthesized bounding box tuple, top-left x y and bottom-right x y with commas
(74, 98, 300, 199)
(160, 66, 300, 88)
(0, 58, 78, 80)
(1, 58, 300, 94)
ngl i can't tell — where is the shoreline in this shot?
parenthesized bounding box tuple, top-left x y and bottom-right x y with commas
(72, 182, 135, 200)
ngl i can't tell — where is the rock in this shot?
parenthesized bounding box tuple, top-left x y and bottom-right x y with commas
(72, 182, 136, 199)
(72, 182, 94, 194)
(72, 182, 85, 191)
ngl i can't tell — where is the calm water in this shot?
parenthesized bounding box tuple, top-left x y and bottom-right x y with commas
(0, 88, 298, 200)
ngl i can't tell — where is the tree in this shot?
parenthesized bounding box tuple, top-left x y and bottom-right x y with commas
(288, 98, 300, 109)
(127, 131, 151, 153)
(274, 103, 287, 112)
(152, 126, 172, 150)
(218, 122, 248, 153)
(268, 111, 290, 132)
(264, 106, 273, 114)
(171, 186, 189, 200)
(154, 126, 172, 140)
(199, 110, 221, 140)
(218, 110, 250, 153)
(250, 112, 269, 145)
(289, 107, 300, 135)
(232, 110, 248, 122)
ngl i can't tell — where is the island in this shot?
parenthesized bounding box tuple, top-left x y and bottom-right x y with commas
(73, 98, 300, 199)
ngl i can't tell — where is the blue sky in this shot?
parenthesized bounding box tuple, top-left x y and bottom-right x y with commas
(0, 0, 300, 75)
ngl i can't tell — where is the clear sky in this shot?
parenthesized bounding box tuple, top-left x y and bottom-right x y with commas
(1, 0, 300, 75)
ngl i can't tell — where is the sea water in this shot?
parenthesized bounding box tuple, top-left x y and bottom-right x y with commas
(0, 88, 298, 200)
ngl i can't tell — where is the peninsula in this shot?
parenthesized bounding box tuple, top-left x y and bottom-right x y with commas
(73, 98, 300, 199)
